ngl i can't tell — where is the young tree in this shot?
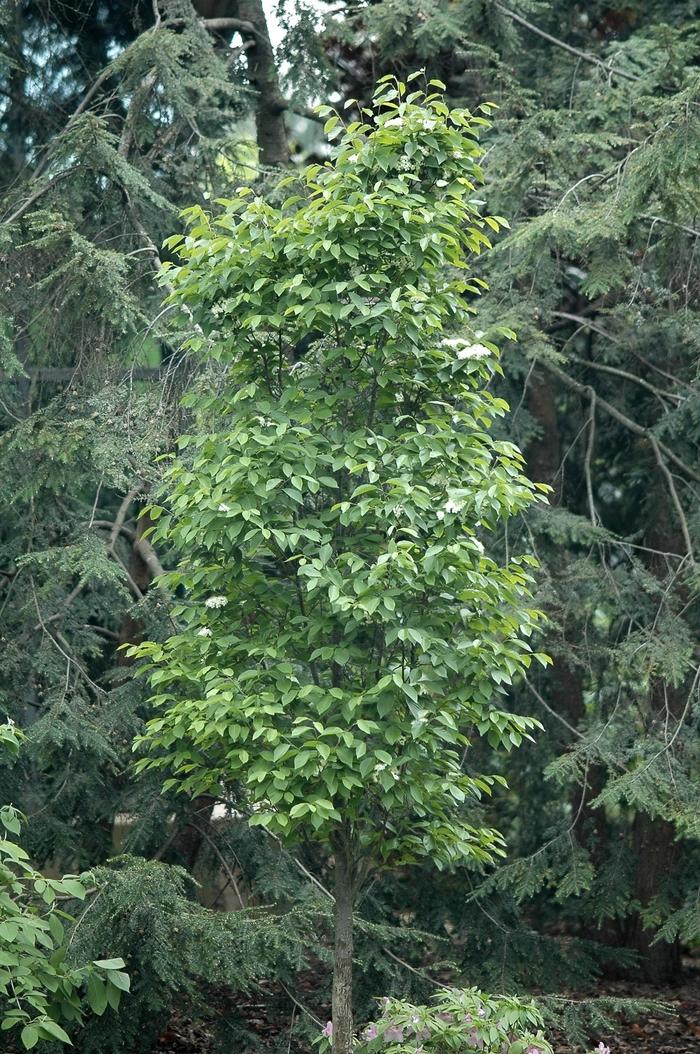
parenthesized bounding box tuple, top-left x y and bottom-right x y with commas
(131, 75, 549, 1053)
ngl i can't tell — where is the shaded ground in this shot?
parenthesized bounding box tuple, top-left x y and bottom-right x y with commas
(153, 970, 700, 1053)
(554, 970, 700, 1054)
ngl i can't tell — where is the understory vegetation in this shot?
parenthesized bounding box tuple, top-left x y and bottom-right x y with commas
(0, 2, 698, 1052)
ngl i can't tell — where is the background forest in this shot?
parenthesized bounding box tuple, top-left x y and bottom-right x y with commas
(0, 1, 699, 1052)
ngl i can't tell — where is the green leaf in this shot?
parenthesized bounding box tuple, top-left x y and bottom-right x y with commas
(38, 1019, 72, 1044)
(87, 973, 108, 1016)
(92, 958, 126, 971)
(106, 970, 130, 993)
(21, 1026, 39, 1050)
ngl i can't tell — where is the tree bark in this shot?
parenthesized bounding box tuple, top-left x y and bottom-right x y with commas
(236, 0, 289, 167)
(626, 807, 682, 983)
(194, 0, 289, 167)
(619, 484, 687, 983)
(332, 841, 355, 1054)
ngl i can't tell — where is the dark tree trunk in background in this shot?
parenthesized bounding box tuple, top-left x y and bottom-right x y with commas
(5, 4, 27, 181)
(194, 0, 289, 166)
(116, 508, 155, 659)
(332, 840, 355, 1054)
(236, 0, 290, 166)
(526, 370, 589, 772)
(526, 368, 563, 506)
(618, 483, 686, 983)
(627, 807, 682, 983)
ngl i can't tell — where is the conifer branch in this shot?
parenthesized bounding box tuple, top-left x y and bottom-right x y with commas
(544, 362, 700, 484)
(495, 4, 640, 82)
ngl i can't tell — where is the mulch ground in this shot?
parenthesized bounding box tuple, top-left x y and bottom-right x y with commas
(555, 972, 700, 1054)
(153, 969, 700, 1053)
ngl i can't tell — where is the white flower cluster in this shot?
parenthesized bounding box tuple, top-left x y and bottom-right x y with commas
(441, 336, 491, 360)
(218, 503, 230, 513)
(204, 595, 228, 609)
(437, 497, 465, 520)
(457, 343, 490, 360)
(197, 627, 213, 637)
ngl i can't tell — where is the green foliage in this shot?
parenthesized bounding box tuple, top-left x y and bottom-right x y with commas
(67, 855, 318, 1054)
(130, 76, 548, 884)
(305, 0, 700, 998)
(350, 988, 552, 1053)
(0, 722, 127, 1049)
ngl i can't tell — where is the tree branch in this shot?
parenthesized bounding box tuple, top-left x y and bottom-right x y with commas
(495, 4, 640, 82)
(543, 361, 700, 483)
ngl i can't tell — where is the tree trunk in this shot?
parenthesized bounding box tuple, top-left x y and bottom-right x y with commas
(236, 0, 290, 167)
(618, 476, 687, 982)
(5, 4, 26, 182)
(626, 807, 682, 983)
(526, 367, 563, 506)
(194, 0, 289, 167)
(332, 843, 355, 1054)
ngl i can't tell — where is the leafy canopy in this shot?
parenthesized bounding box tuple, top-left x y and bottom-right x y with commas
(130, 74, 549, 872)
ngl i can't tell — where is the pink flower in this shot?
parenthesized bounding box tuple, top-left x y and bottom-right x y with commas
(384, 1025, 404, 1043)
(322, 1021, 333, 1038)
(526, 1047, 541, 1054)
(437, 1012, 454, 1023)
(595, 1045, 611, 1054)
(363, 1024, 379, 1041)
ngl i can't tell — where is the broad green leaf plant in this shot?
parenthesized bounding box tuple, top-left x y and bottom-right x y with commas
(0, 723, 129, 1049)
(130, 73, 550, 1053)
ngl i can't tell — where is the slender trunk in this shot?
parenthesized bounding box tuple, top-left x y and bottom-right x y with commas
(332, 843, 355, 1054)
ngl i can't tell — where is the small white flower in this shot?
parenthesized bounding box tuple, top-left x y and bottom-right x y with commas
(456, 343, 491, 360)
(218, 503, 230, 512)
(444, 498, 463, 514)
(197, 627, 213, 637)
(204, 595, 228, 609)
(436, 510, 445, 520)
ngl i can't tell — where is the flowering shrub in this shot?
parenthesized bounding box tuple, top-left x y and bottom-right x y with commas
(317, 988, 612, 1053)
(315, 989, 552, 1053)
(130, 71, 550, 1052)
